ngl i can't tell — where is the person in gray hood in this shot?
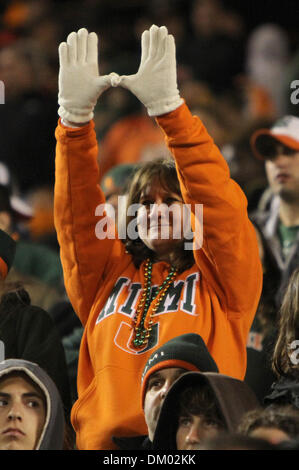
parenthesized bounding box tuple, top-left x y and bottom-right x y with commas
(0, 359, 65, 450)
(152, 371, 259, 450)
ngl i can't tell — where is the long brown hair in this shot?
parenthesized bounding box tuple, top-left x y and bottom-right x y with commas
(272, 268, 299, 379)
(124, 158, 195, 272)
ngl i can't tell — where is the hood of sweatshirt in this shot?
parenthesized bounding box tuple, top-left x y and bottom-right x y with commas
(152, 371, 259, 450)
(0, 359, 65, 450)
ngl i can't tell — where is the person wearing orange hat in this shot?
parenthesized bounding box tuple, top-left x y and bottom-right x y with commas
(244, 117, 299, 406)
(250, 116, 299, 306)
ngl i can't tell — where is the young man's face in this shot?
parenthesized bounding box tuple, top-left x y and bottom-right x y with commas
(0, 375, 46, 450)
(144, 367, 186, 441)
(265, 145, 299, 201)
(176, 413, 222, 450)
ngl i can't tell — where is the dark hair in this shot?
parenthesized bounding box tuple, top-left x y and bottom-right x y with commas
(0, 370, 46, 409)
(238, 405, 299, 440)
(0, 279, 31, 310)
(124, 158, 195, 271)
(178, 383, 224, 428)
(272, 268, 299, 379)
(256, 135, 297, 160)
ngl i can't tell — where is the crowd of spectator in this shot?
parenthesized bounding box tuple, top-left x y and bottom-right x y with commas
(0, 0, 298, 452)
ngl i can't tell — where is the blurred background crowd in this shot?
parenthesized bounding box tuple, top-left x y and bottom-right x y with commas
(0, 0, 299, 216)
(0, 0, 299, 450)
(0, 0, 298, 197)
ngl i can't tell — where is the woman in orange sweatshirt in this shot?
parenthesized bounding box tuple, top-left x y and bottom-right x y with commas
(54, 26, 263, 450)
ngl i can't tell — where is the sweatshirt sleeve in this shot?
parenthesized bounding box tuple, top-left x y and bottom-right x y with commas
(156, 103, 263, 319)
(54, 120, 125, 326)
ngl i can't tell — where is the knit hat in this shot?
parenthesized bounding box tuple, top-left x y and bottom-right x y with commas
(0, 229, 16, 279)
(141, 333, 218, 407)
(251, 115, 299, 160)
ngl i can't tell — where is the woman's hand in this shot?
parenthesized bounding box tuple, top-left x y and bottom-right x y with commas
(58, 28, 119, 124)
(118, 25, 183, 117)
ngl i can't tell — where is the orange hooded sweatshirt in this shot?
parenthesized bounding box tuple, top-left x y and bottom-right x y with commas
(54, 103, 262, 450)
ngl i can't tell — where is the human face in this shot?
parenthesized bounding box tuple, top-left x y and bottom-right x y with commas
(144, 368, 186, 441)
(250, 427, 290, 445)
(137, 182, 185, 261)
(0, 376, 46, 450)
(265, 147, 299, 201)
(176, 413, 222, 450)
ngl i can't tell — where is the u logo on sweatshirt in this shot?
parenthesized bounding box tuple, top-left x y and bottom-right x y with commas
(113, 321, 160, 355)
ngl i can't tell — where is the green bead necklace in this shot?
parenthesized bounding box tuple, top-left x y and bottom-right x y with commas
(131, 258, 178, 349)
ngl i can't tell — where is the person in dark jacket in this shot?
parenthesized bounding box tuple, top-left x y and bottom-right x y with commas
(152, 371, 259, 450)
(0, 286, 72, 418)
(250, 116, 299, 308)
(0, 359, 65, 450)
(0, 228, 72, 421)
(112, 333, 219, 450)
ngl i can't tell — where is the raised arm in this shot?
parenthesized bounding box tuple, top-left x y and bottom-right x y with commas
(54, 29, 124, 325)
(119, 25, 262, 317)
(157, 104, 262, 317)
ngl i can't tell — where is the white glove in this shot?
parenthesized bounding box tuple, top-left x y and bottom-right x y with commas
(116, 25, 183, 117)
(58, 28, 119, 123)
